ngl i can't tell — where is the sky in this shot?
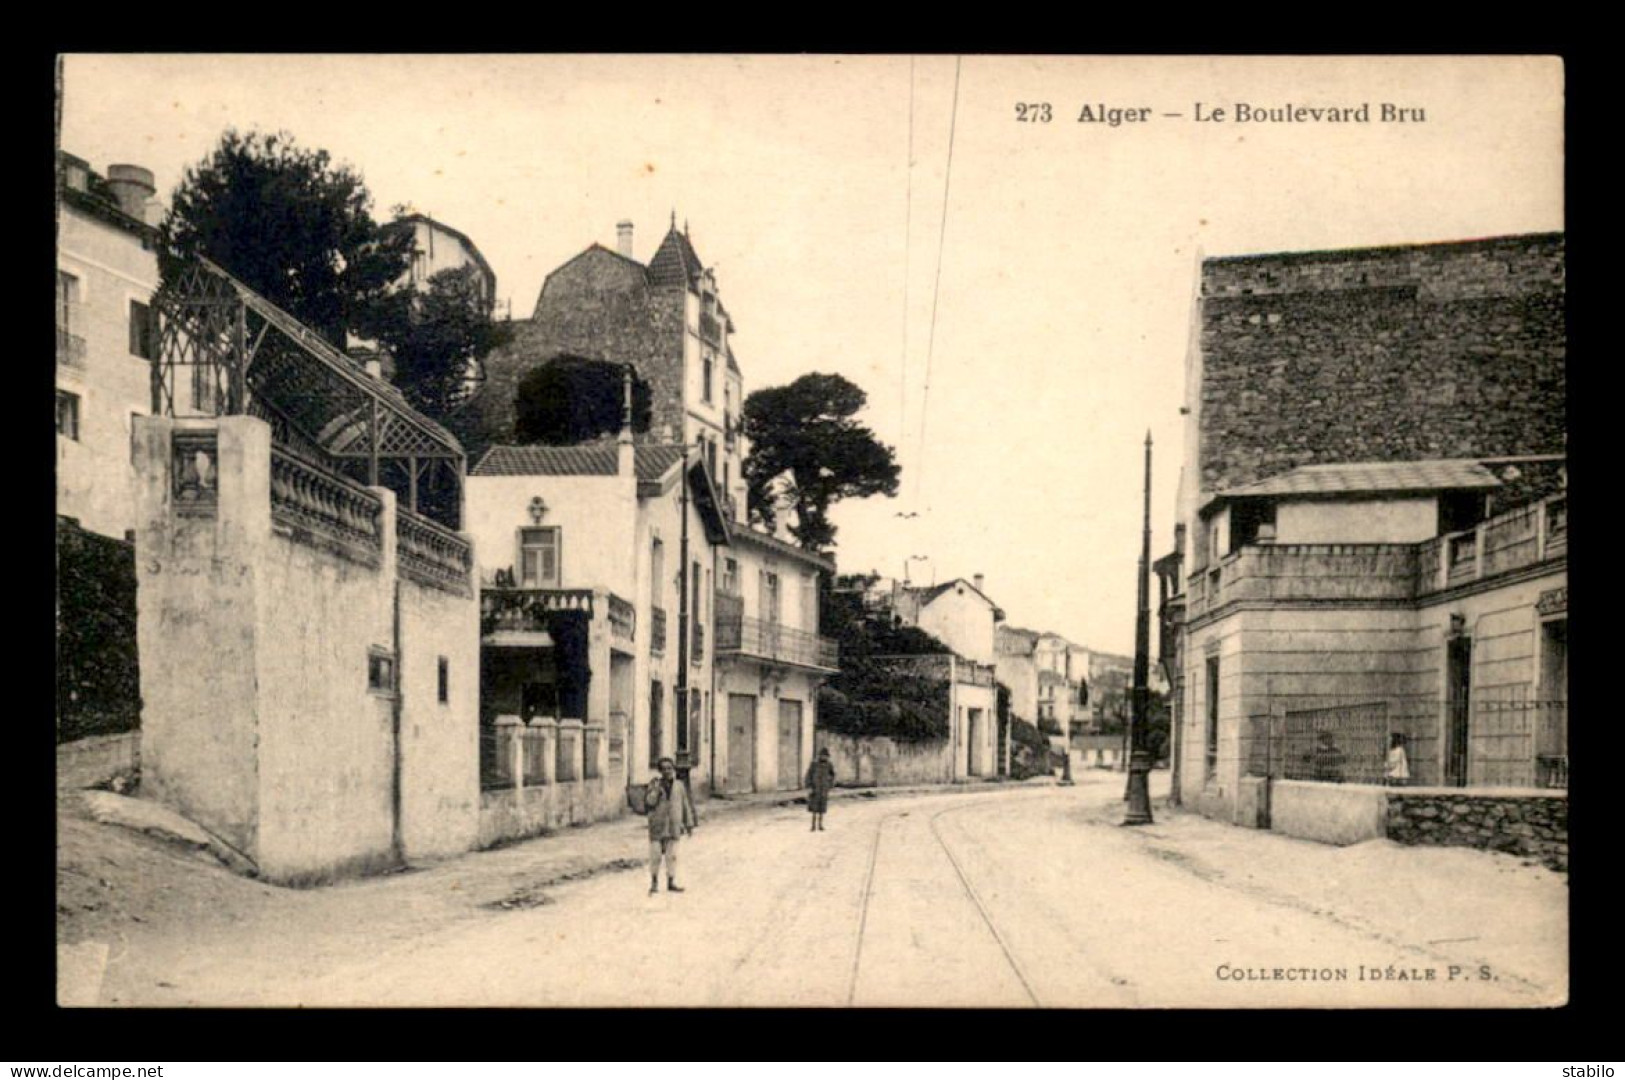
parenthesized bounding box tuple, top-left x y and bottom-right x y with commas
(59, 55, 1564, 654)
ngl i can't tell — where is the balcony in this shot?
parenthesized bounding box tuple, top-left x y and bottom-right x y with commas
(1186, 492, 1568, 620)
(480, 584, 637, 645)
(715, 606, 839, 672)
(56, 326, 86, 370)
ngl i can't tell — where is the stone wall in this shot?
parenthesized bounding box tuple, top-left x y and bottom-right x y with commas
(465, 249, 687, 453)
(1198, 234, 1565, 494)
(817, 732, 954, 788)
(1385, 789, 1567, 871)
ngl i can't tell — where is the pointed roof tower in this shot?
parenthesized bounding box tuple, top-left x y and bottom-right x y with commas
(647, 218, 706, 288)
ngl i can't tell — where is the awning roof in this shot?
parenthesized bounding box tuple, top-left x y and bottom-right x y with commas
(1203, 459, 1501, 512)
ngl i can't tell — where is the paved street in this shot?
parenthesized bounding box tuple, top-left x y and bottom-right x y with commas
(187, 774, 1560, 1009)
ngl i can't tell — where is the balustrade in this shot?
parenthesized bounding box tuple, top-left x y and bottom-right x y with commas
(396, 506, 473, 596)
(269, 448, 383, 565)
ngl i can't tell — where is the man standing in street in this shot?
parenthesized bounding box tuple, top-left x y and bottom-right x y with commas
(647, 757, 697, 894)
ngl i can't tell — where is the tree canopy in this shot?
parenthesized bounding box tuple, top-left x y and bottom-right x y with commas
(377, 264, 511, 426)
(159, 129, 412, 347)
(513, 356, 653, 445)
(742, 372, 900, 552)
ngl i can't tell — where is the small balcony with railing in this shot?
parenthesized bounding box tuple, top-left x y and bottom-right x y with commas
(479, 573, 637, 649)
(56, 300, 87, 371)
(714, 592, 839, 672)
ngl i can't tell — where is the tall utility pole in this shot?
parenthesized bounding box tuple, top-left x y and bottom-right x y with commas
(1123, 431, 1155, 825)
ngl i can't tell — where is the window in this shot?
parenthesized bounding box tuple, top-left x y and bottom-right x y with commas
(693, 560, 704, 622)
(762, 571, 781, 625)
(722, 557, 739, 596)
(650, 538, 665, 608)
(56, 271, 79, 331)
(128, 299, 157, 360)
(368, 648, 397, 695)
(519, 527, 561, 588)
(702, 351, 714, 403)
(438, 657, 450, 704)
(1205, 656, 1221, 778)
(55, 391, 80, 441)
(706, 438, 717, 480)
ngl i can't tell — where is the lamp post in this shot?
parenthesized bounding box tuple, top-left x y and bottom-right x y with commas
(1124, 431, 1155, 826)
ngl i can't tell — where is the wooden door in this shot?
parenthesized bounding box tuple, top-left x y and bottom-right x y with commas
(728, 694, 757, 793)
(777, 699, 803, 791)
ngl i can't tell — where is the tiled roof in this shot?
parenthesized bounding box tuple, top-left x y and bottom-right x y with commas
(730, 525, 836, 573)
(471, 442, 685, 482)
(647, 225, 705, 288)
(1217, 459, 1502, 501)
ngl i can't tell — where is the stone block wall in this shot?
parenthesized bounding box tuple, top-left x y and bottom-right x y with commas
(1385, 789, 1567, 872)
(466, 249, 687, 453)
(1197, 234, 1565, 494)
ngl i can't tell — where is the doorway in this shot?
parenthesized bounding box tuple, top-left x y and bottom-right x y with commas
(1445, 634, 1473, 786)
(777, 699, 803, 791)
(728, 693, 757, 793)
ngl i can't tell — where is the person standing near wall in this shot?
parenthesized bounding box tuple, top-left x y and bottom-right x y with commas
(646, 757, 696, 894)
(805, 747, 836, 832)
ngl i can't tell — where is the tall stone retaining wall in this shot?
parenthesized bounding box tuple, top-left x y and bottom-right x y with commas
(1385, 789, 1568, 872)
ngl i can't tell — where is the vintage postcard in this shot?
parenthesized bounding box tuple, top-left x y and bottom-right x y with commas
(55, 54, 1566, 1008)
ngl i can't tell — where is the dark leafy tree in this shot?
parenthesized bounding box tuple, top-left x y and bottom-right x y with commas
(513, 356, 653, 445)
(742, 373, 900, 552)
(377, 265, 511, 426)
(158, 129, 411, 347)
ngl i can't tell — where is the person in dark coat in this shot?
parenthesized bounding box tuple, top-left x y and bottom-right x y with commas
(805, 747, 836, 831)
(646, 757, 696, 894)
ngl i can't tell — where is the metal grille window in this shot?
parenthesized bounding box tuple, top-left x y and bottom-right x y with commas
(519, 527, 561, 588)
(437, 656, 449, 704)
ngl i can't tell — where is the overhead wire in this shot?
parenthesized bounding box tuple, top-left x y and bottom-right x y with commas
(914, 55, 962, 508)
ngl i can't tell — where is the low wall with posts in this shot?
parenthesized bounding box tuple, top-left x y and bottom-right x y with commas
(818, 732, 953, 788)
(1385, 789, 1568, 871)
(477, 715, 616, 847)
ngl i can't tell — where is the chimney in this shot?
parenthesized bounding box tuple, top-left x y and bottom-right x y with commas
(973, 573, 985, 595)
(617, 220, 634, 259)
(364, 358, 383, 380)
(104, 164, 156, 223)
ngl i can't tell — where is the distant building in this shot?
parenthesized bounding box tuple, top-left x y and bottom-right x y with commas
(466, 217, 747, 518)
(1161, 234, 1566, 853)
(388, 213, 497, 315)
(56, 152, 161, 540)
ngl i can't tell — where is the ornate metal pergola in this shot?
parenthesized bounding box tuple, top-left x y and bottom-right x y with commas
(152, 257, 466, 527)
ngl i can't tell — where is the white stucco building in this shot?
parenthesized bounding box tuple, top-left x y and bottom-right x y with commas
(56, 152, 161, 540)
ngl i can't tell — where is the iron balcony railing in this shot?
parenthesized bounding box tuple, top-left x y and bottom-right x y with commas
(56, 326, 87, 369)
(714, 612, 839, 671)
